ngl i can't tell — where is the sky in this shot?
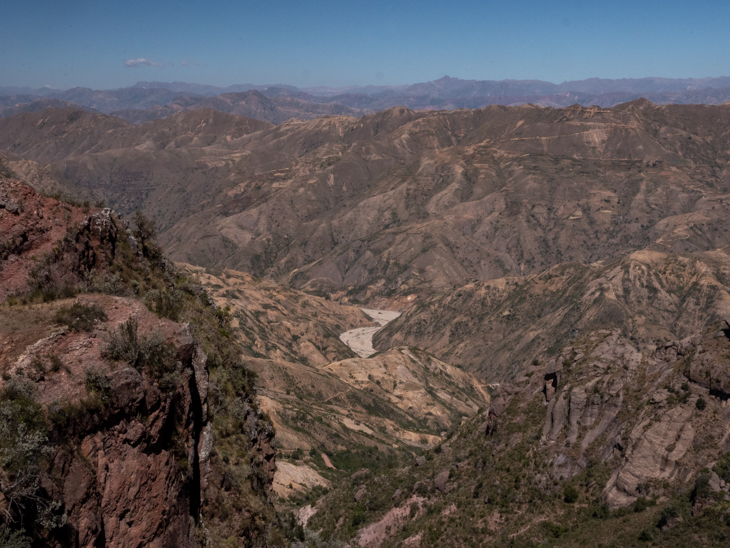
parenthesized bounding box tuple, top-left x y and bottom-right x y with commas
(2, 0, 730, 90)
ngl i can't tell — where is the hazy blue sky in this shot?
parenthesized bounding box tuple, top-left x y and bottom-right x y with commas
(2, 0, 729, 89)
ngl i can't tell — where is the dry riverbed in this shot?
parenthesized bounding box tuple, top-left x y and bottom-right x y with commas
(339, 308, 401, 358)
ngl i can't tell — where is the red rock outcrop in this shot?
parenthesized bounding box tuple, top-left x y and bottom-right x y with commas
(0, 180, 279, 547)
(2, 295, 210, 547)
(0, 178, 124, 301)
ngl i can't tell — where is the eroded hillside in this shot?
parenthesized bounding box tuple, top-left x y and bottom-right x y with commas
(307, 327, 730, 547)
(2, 101, 730, 307)
(180, 265, 490, 502)
(375, 248, 730, 380)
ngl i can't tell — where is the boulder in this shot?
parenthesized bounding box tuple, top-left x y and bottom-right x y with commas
(434, 470, 450, 493)
(354, 486, 367, 502)
(351, 468, 371, 480)
(109, 367, 145, 415)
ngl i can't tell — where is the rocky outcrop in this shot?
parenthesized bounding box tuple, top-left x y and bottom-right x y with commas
(604, 406, 695, 507)
(0, 182, 278, 546)
(686, 328, 730, 399)
(0, 178, 136, 301)
(469, 327, 730, 509)
(2, 297, 213, 547)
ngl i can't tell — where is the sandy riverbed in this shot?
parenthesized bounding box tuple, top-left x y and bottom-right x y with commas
(339, 308, 401, 358)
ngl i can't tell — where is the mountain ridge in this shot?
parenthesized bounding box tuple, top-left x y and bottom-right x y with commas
(5, 76, 730, 127)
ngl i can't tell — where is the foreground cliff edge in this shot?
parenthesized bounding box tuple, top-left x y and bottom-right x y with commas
(0, 178, 285, 546)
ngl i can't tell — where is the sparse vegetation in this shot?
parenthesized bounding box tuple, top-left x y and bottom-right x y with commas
(103, 318, 178, 380)
(54, 302, 107, 331)
(145, 288, 185, 321)
(0, 377, 66, 533)
(84, 367, 111, 402)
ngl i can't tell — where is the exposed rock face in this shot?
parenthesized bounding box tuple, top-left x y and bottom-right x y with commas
(0, 180, 278, 547)
(474, 327, 730, 508)
(0, 178, 130, 302)
(2, 297, 212, 547)
(604, 406, 695, 507)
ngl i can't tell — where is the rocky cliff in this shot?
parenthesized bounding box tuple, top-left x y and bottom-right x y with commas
(307, 326, 730, 546)
(2, 296, 211, 547)
(0, 179, 280, 547)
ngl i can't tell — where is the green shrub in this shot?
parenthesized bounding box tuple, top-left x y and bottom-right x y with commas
(103, 318, 178, 380)
(544, 521, 568, 538)
(103, 318, 140, 363)
(0, 379, 51, 522)
(638, 529, 654, 542)
(133, 212, 163, 263)
(145, 288, 185, 321)
(140, 332, 178, 379)
(713, 452, 730, 483)
(351, 505, 367, 527)
(278, 510, 305, 542)
(30, 356, 46, 374)
(590, 503, 610, 519)
(158, 371, 182, 394)
(633, 497, 655, 512)
(0, 527, 32, 548)
(84, 367, 111, 402)
(563, 485, 579, 503)
(696, 397, 707, 410)
(657, 504, 681, 529)
(84, 271, 127, 296)
(48, 400, 85, 428)
(54, 302, 108, 332)
(692, 470, 711, 502)
(48, 354, 63, 373)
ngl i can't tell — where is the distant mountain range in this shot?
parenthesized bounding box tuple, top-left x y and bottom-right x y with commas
(2, 76, 730, 125)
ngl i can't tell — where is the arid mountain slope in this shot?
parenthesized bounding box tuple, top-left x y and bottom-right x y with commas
(2, 101, 730, 306)
(0, 107, 271, 216)
(0, 98, 101, 118)
(180, 265, 489, 458)
(0, 107, 270, 162)
(111, 89, 366, 124)
(375, 247, 730, 381)
(308, 326, 730, 547)
(0, 151, 79, 198)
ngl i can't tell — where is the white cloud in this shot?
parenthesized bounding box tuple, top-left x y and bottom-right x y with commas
(181, 60, 201, 68)
(124, 58, 166, 68)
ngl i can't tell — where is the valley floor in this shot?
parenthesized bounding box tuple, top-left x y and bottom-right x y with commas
(339, 308, 402, 358)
